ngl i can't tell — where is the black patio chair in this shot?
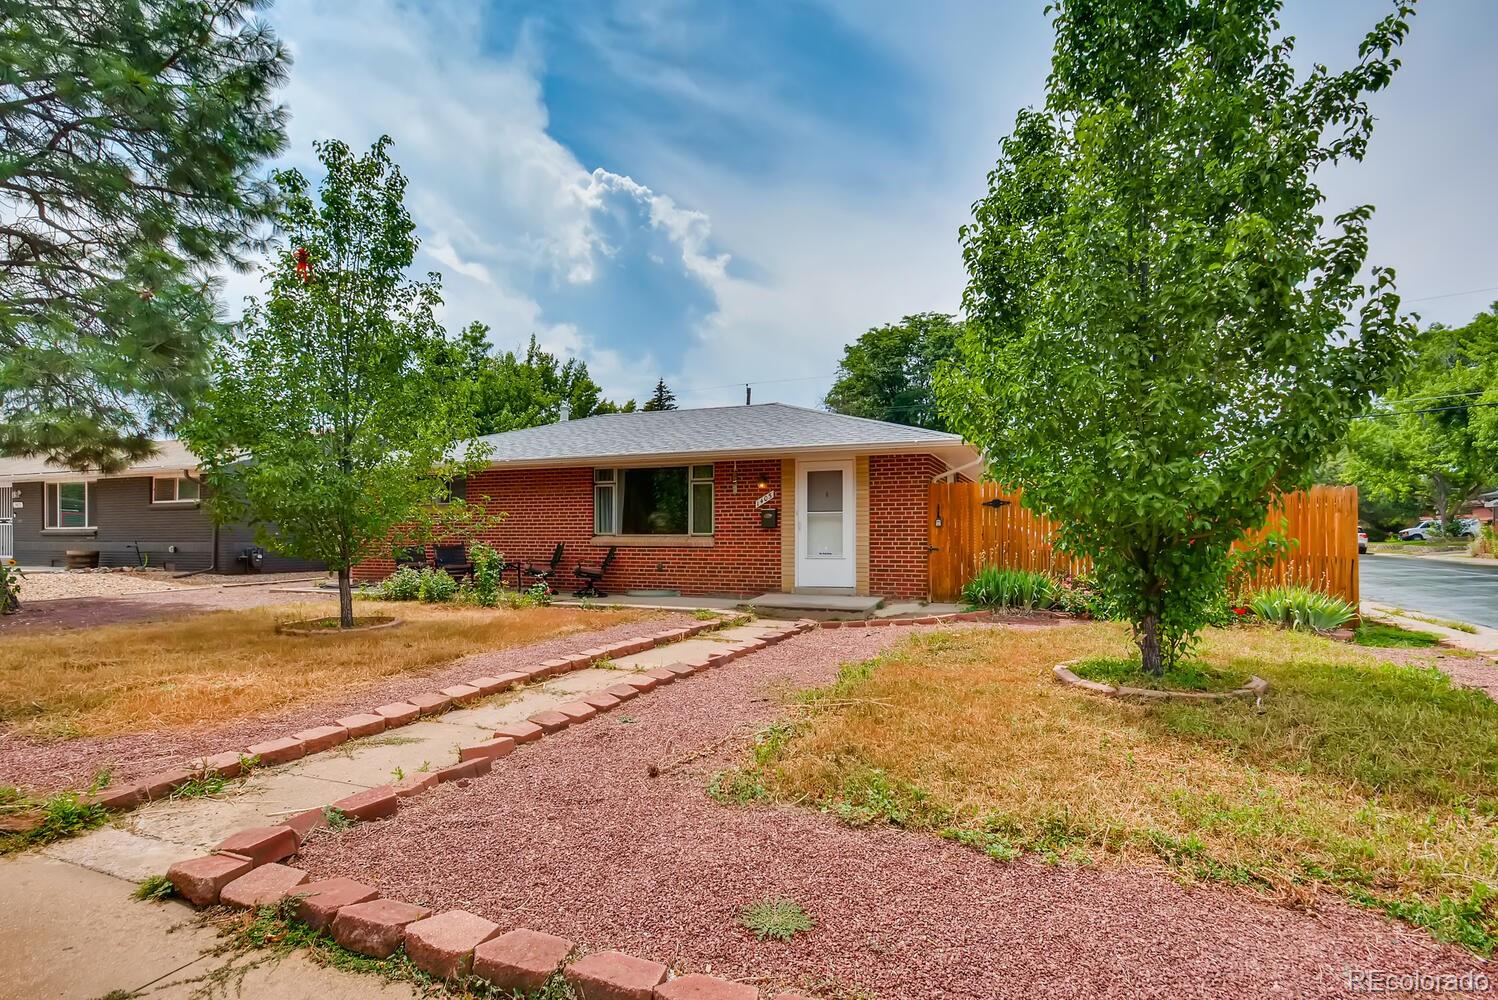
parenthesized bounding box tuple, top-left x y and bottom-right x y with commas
(434, 543, 474, 580)
(394, 545, 428, 570)
(573, 546, 617, 598)
(523, 542, 564, 593)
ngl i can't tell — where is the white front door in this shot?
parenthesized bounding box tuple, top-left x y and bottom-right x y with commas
(796, 459, 855, 589)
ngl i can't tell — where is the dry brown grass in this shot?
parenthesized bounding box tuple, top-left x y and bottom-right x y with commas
(0, 600, 650, 739)
(727, 621, 1498, 953)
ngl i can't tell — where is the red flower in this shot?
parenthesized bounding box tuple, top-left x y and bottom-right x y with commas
(1232, 607, 1248, 616)
(294, 247, 313, 283)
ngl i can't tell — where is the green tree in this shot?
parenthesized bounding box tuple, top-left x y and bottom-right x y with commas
(643, 378, 678, 411)
(0, 0, 289, 471)
(181, 138, 486, 628)
(939, 0, 1416, 673)
(824, 313, 962, 431)
(1344, 310, 1498, 533)
(454, 329, 630, 433)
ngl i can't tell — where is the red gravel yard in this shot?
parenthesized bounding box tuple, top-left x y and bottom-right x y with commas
(295, 623, 1487, 999)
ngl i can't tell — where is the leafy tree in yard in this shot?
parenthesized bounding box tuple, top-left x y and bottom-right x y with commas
(1344, 309, 1498, 533)
(181, 138, 487, 628)
(451, 328, 632, 433)
(824, 313, 962, 431)
(643, 378, 678, 411)
(0, 0, 288, 471)
(939, 0, 1417, 673)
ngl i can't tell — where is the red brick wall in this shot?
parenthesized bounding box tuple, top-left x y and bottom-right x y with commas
(867, 453, 942, 600)
(356, 453, 941, 600)
(355, 459, 785, 598)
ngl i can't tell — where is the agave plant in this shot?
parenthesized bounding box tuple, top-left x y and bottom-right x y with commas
(961, 567, 1059, 610)
(1246, 586, 1356, 633)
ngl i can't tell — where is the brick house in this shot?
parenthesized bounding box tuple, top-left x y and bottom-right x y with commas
(354, 403, 979, 601)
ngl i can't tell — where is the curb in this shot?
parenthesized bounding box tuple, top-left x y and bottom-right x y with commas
(1052, 660, 1268, 702)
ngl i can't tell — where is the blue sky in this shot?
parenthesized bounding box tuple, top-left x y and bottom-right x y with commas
(238, 0, 1498, 408)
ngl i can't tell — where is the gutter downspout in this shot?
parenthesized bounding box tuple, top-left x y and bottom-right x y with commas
(174, 470, 219, 579)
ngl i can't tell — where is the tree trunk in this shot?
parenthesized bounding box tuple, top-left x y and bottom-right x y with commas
(338, 567, 354, 629)
(1138, 613, 1163, 675)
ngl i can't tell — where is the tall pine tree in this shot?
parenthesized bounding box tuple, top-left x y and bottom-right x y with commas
(0, 0, 289, 471)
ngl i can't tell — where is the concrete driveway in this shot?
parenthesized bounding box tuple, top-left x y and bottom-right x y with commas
(1359, 554, 1498, 629)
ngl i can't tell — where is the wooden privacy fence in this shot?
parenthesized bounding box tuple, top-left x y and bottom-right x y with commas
(927, 482, 1359, 606)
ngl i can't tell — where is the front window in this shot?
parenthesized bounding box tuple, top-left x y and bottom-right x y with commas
(46, 481, 90, 528)
(594, 465, 713, 536)
(152, 477, 200, 503)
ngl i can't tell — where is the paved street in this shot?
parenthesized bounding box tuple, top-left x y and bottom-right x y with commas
(1360, 554, 1498, 629)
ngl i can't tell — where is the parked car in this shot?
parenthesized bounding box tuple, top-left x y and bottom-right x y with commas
(1357, 530, 1368, 554)
(1398, 518, 1479, 541)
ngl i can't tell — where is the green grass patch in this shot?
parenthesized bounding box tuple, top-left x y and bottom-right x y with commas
(133, 874, 177, 902)
(0, 787, 109, 855)
(740, 897, 815, 941)
(1070, 656, 1250, 692)
(1355, 622, 1441, 648)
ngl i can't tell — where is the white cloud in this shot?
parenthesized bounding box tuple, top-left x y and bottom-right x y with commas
(261, 0, 725, 398)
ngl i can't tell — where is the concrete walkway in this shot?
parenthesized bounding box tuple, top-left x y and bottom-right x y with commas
(0, 620, 786, 999)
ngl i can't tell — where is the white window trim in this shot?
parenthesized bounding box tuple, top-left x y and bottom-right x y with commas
(48, 480, 93, 529)
(594, 465, 714, 537)
(151, 476, 201, 505)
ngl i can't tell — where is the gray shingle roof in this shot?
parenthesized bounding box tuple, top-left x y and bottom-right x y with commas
(474, 403, 966, 465)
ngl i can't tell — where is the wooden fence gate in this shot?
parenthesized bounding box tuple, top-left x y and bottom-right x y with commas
(927, 483, 1360, 606)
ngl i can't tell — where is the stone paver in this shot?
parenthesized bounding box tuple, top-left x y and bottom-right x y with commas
(167, 853, 253, 906)
(566, 950, 669, 1000)
(472, 928, 575, 992)
(331, 898, 433, 958)
(295, 876, 380, 930)
(655, 973, 758, 1000)
(403, 909, 500, 978)
(220, 861, 310, 908)
(216, 824, 299, 866)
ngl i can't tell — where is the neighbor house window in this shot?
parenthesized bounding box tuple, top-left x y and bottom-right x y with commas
(594, 465, 713, 536)
(152, 477, 200, 503)
(45, 481, 91, 528)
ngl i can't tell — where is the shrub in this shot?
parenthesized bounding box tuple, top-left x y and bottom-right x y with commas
(1472, 524, 1496, 560)
(416, 567, 458, 603)
(961, 567, 1058, 610)
(505, 582, 552, 609)
(1246, 586, 1356, 633)
(380, 566, 421, 601)
(469, 541, 504, 607)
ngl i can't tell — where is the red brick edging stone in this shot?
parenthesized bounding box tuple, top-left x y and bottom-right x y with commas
(161, 617, 819, 998)
(85, 616, 752, 816)
(1052, 660, 1269, 701)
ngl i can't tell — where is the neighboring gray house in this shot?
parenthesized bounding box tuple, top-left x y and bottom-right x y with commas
(0, 442, 322, 572)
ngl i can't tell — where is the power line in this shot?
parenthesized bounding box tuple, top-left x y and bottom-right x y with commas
(1406, 285, 1498, 304)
